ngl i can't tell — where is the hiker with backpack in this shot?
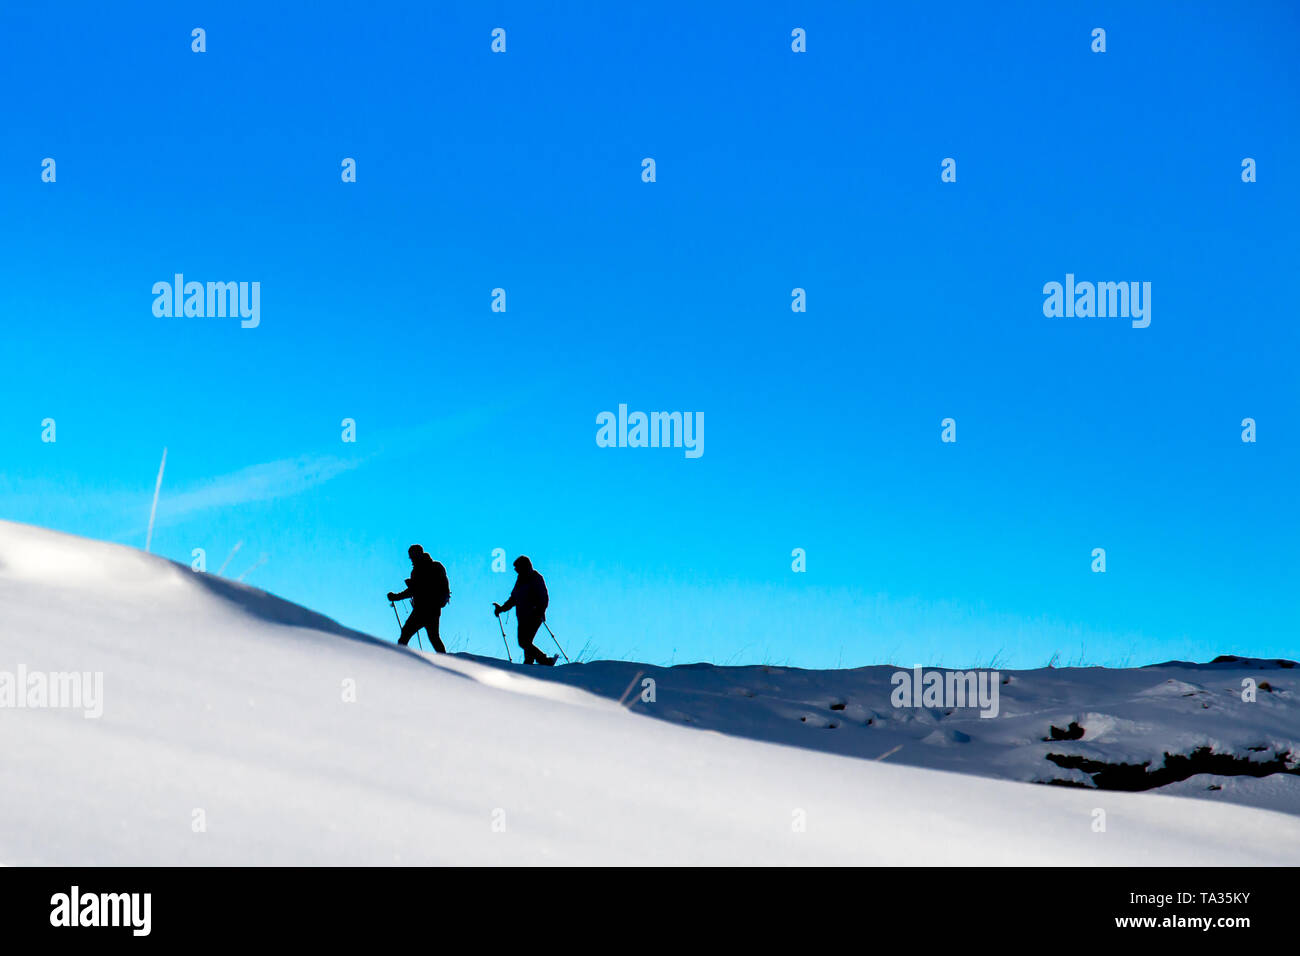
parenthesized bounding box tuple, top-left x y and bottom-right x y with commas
(387, 544, 450, 652)
(494, 555, 555, 666)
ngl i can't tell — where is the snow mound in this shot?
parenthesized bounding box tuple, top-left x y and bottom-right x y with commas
(1, 519, 1297, 865)
(0, 520, 179, 589)
(487, 656, 1300, 816)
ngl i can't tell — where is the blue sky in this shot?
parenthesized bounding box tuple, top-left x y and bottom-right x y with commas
(1, 1, 1296, 668)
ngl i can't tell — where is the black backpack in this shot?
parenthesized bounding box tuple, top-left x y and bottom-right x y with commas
(430, 559, 451, 608)
(411, 553, 451, 608)
(532, 571, 548, 614)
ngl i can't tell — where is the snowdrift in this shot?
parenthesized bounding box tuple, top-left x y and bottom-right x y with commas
(1, 519, 1296, 865)
(507, 654, 1300, 817)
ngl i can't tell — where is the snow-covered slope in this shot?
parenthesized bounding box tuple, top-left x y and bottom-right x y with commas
(1, 519, 1296, 865)
(508, 655, 1300, 817)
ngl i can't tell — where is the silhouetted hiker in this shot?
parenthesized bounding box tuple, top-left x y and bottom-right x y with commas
(494, 555, 555, 666)
(387, 545, 450, 652)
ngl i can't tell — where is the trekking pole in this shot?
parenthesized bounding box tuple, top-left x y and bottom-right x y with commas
(542, 621, 570, 663)
(392, 600, 424, 651)
(497, 610, 512, 663)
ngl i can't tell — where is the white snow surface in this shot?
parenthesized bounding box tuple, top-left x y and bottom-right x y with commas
(1, 520, 1297, 865)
